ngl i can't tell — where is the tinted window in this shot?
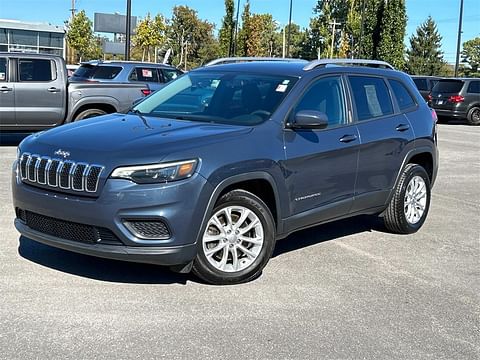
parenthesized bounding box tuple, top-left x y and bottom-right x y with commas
(467, 81, 480, 94)
(39, 32, 63, 48)
(18, 59, 55, 81)
(349, 76, 394, 121)
(10, 29, 37, 46)
(294, 76, 346, 128)
(413, 78, 428, 91)
(135, 72, 298, 126)
(0, 58, 6, 82)
(73, 64, 122, 80)
(433, 80, 464, 93)
(129, 67, 160, 82)
(389, 79, 416, 110)
(162, 69, 182, 82)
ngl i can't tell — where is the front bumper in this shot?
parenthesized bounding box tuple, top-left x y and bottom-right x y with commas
(12, 168, 213, 266)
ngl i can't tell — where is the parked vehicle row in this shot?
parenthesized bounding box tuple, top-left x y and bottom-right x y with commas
(0, 53, 149, 131)
(411, 75, 480, 125)
(12, 58, 438, 285)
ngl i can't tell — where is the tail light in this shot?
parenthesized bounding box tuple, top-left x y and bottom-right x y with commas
(427, 94, 432, 102)
(141, 89, 152, 96)
(448, 95, 464, 103)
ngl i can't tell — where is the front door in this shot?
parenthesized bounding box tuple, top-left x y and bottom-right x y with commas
(282, 75, 359, 229)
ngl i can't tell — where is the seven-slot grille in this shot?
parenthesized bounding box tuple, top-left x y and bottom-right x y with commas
(19, 153, 104, 193)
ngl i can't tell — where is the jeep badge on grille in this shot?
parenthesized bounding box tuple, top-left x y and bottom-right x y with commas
(54, 149, 70, 159)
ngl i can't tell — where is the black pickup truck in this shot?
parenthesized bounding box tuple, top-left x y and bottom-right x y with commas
(0, 52, 148, 131)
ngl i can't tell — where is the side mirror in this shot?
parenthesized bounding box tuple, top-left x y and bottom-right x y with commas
(289, 110, 328, 130)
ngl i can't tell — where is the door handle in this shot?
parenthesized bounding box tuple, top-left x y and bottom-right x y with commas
(339, 134, 358, 143)
(0, 86, 13, 92)
(395, 124, 410, 132)
(47, 87, 60, 93)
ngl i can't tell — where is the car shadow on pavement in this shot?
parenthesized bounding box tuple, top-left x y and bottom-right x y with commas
(18, 236, 190, 285)
(273, 215, 385, 258)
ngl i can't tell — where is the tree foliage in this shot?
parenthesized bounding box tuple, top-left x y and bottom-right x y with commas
(218, 0, 235, 57)
(377, 0, 406, 69)
(133, 13, 167, 62)
(406, 16, 446, 76)
(66, 10, 96, 62)
(461, 37, 480, 77)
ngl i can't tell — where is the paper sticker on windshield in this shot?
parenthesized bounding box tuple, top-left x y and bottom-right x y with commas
(282, 80, 290, 85)
(142, 69, 153, 78)
(0, 72, 5, 81)
(276, 84, 288, 92)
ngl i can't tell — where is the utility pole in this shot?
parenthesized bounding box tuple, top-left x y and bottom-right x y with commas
(125, 0, 132, 61)
(70, 0, 76, 19)
(454, 0, 464, 77)
(233, 0, 241, 56)
(329, 19, 341, 58)
(358, 0, 366, 58)
(286, 0, 293, 57)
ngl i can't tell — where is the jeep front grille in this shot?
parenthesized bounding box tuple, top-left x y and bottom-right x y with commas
(19, 153, 104, 193)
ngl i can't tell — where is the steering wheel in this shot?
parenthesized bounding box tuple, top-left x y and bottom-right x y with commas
(250, 110, 271, 119)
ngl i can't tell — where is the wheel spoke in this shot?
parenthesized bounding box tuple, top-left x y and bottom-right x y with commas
(237, 244, 257, 259)
(224, 207, 233, 227)
(204, 234, 223, 243)
(231, 246, 239, 271)
(205, 242, 226, 257)
(238, 219, 260, 235)
(238, 234, 263, 245)
(218, 246, 229, 270)
(233, 208, 249, 230)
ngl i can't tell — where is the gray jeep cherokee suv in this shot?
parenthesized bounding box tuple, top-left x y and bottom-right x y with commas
(12, 59, 439, 285)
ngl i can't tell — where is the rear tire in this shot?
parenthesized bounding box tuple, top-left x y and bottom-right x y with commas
(74, 108, 107, 121)
(467, 107, 480, 126)
(384, 164, 431, 234)
(192, 190, 276, 285)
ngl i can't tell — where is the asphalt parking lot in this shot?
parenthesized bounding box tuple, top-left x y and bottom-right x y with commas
(0, 123, 479, 360)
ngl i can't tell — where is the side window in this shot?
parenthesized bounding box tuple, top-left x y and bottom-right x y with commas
(413, 78, 428, 91)
(162, 69, 181, 83)
(19, 59, 56, 82)
(467, 81, 480, 94)
(348, 76, 393, 121)
(0, 58, 7, 82)
(92, 66, 122, 80)
(129, 67, 160, 82)
(294, 76, 346, 129)
(389, 79, 416, 111)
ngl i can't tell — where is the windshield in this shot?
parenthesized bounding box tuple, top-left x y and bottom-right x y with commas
(133, 71, 298, 125)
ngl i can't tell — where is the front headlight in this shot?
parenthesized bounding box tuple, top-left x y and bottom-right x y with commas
(110, 159, 198, 184)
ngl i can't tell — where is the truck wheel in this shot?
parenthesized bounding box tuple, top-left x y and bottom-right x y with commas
(74, 109, 107, 121)
(384, 164, 431, 234)
(192, 190, 276, 285)
(467, 107, 480, 126)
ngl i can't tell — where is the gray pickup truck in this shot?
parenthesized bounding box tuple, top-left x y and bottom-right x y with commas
(0, 52, 148, 131)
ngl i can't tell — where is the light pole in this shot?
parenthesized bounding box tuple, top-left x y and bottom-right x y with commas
(286, 0, 293, 57)
(358, 0, 366, 58)
(454, 0, 464, 77)
(125, 0, 132, 61)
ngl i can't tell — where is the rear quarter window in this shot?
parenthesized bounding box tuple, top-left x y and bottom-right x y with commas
(91, 66, 122, 80)
(467, 81, 480, 94)
(389, 79, 416, 111)
(348, 76, 394, 121)
(413, 78, 428, 91)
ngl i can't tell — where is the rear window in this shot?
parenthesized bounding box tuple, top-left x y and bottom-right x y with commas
(349, 76, 394, 121)
(433, 80, 464, 93)
(413, 78, 428, 91)
(73, 64, 122, 80)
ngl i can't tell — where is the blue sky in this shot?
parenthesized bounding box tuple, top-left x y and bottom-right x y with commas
(0, 0, 479, 63)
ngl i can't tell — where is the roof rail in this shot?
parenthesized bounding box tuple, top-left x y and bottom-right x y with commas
(303, 59, 394, 71)
(204, 57, 307, 66)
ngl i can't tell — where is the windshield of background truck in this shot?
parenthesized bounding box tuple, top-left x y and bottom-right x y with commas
(133, 71, 298, 125)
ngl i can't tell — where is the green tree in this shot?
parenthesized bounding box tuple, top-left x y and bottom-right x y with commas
(461, 37, 480, 77)
(66, 10, 95, 62)
(133, 13, 167, 62)
(218, 0, 235, 57)
(238, 0, 252, 56)
(377, 0, 406, 69)
(406, 16, 446, 76)
(168, 6, 219, 69)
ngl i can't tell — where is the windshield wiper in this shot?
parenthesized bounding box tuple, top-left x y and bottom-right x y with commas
(129, 109, 153, 130)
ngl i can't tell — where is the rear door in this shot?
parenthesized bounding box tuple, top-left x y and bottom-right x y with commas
(348, 75, 416, 212)
(14, 57, 66, 127)
(0, 56, 15, 125)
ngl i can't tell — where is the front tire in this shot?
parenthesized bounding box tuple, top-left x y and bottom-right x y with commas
(384, 164, 431, 234)
(192, 190, 276, 285)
